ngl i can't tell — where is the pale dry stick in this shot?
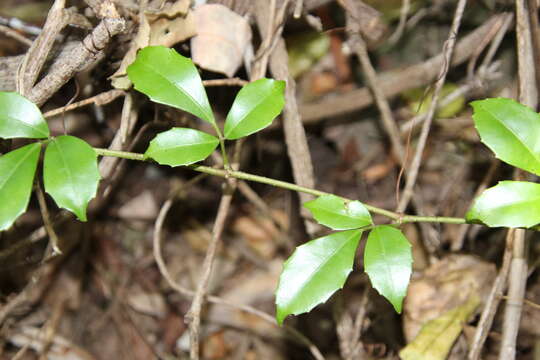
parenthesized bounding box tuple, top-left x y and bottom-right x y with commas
(400, 13, 510, 134)
(499, 3, 537, 358)
(255, 1, 316, 237)
(466, 15, 508, 80)
(153, 198, 325, 360)
(187, 181, 235, 360)
(237, 180, 288, 231)
(349, 290, 369, 358)
(400, 82, 476, 134)
(28, 16, 125, 106)
(396, 0, 468, 213)
(345, 10, 405, 162)
(299, 14, 504, 123)
(452, 159, 499, 251)
(294, 0, 304, 18)
(119, 92, 132, 144)
(17, 0, 68, 95)
(399, 61, 502, 135)
(186, 3, 288, 356)
(35, 182, 62, 255)
(468, 231, 513, 360)
(202, 78, 248, 87)
(342, 1, 442, 254)
(0, 24, 33, 46)
(477, 13, 514, 75)
(0, 16, 41, 35)
(387, 0, 411, 45)
(43, 89, 125, 118)
(501, 296, 540, 311)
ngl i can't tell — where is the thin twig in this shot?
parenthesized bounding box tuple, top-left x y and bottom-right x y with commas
(202, 78, 248, 87)
(152, 197, 325, 360)
(43, 89, 125, 118)
(387, 0, 411, 45)
(452, 159, 499, 251)
(185, 3, 288, 357)
(35, 181, 62, 255)
(468, 230, 513, 360)
(0, 24, 33, 46)
(299, 14, 505, 123)
(345, 9, 405, 163)
(187, 184, 235, 360)
(499, 3, 538, 358)
(396, 0, 468, 212)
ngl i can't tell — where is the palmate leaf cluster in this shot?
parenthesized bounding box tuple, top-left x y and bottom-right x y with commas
(0, 44, 535, 326)
(0, 92, 99, 229)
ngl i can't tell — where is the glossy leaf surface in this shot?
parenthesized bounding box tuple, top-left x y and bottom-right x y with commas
(466, 180, 540, 228)
(44, 136, 100, 221)
(471, 98, 540, 176)
(224, 78, 285, 139)
(364, 226, 412, 313)
(275, 229, 362, 325)
(144, 127, 219, 166)
(0, 143, 40, 231)
(0, 92, 49, 139)
(127, 46, 215, 124)
(304, 194, 372, 230)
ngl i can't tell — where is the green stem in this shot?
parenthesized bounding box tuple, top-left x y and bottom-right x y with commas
(93, 147, 467, 225)
(211, 123, 230, 169)
(94, 148, 145, 161)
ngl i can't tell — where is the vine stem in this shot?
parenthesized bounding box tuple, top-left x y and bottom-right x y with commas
(93, 147, 466, 225)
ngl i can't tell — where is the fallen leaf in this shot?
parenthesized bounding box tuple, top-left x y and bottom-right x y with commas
(190, 4, 252, 77)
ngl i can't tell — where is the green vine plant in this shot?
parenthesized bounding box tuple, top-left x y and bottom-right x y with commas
(0, 45, 538, 325)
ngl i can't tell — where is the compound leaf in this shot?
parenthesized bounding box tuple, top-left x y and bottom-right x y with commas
(275, 229, 362, 325)
(471, 98, 540, 176)
(144, 127, 219, 166)
(0, 143, 41, 231)
(127, 46, 215, 124)
(0, 92, 49, 139)
(466, 180, 540, 228)
(364, 226, 412, 313)
(304, 194, 372, 230)
(44, 136, 100, 221)
(224, 78, 285, 139)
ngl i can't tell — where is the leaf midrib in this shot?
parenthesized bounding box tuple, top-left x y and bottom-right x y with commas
(54, 139, 79, 208)
(287, 231, 359, 308)
(481, 104, 540, 167)
(226, 85, 276, 137)
(138, 62, 213, 123)
(2, 114, 48, 137)
(0, 145, 38, 191)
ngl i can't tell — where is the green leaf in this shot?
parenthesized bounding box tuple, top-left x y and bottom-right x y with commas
(275, 229, 362, 325)
(0, 143, 41, 231)
(127, 46, 215, 124)
(0, 92, 49, 139)
(471, 98, 540, 176)
(466, 180, 540, 228)
(144, 127, 219, 166)
(364, 225, 412, 313)
(43, 135, 100, 221)
(224, 78, 285, 139)
(304, 194, 372, 230)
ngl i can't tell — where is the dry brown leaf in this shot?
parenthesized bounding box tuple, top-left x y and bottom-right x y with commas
(190, 4, 252, 77)
(117, 190, 158, 220)
(403, 254, 496, 342)
(110, 0, 195, 89)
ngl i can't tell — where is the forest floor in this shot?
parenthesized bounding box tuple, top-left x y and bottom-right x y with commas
(0, 0, 538, 359)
